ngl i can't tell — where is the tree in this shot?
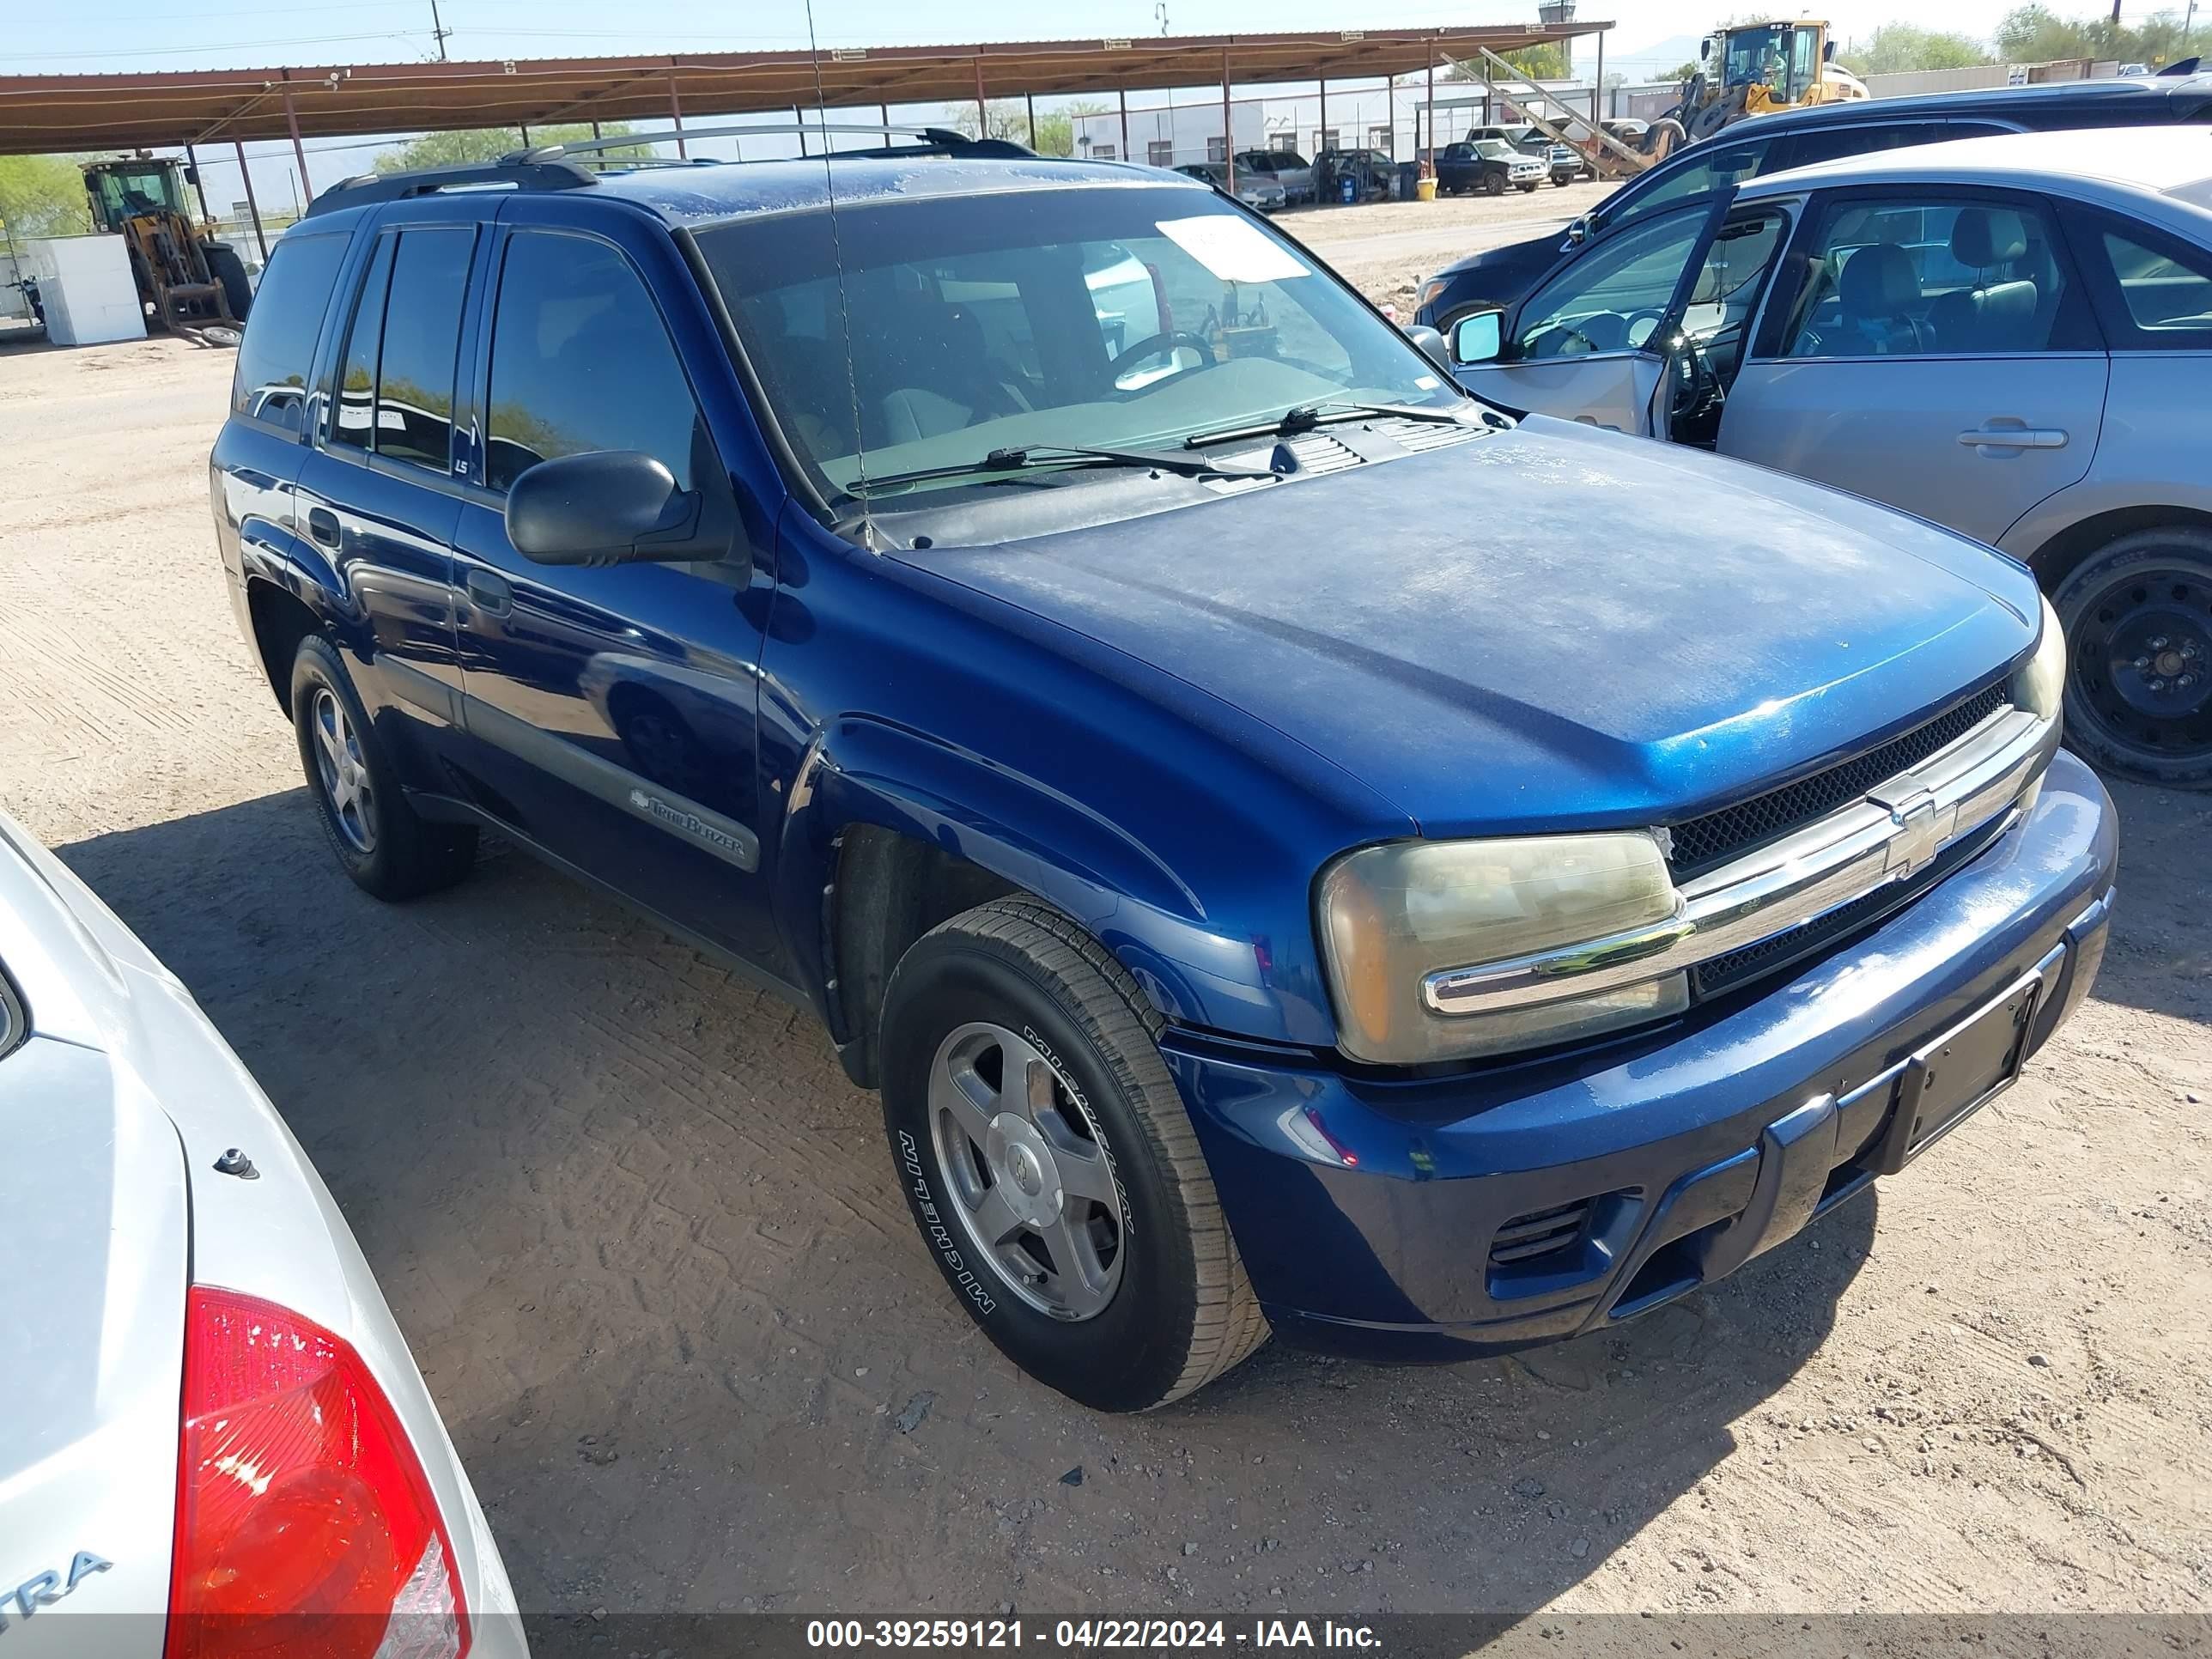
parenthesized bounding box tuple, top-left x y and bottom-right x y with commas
(0, 155, 93, 240)
(1837, 23, 1993, 76)
(939, 97, 1109, 155)
(1995, 3, 2195, 67)
(1446, 40, 1571, 82)
(1662, 61, 1704, 82)
(374, 122, 647, 173)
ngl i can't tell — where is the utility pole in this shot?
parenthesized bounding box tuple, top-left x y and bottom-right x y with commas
(428, 0, 451, 61)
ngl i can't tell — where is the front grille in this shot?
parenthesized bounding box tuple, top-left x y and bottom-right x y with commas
(1489, 1199, 1594, 1267)
(1666, 682, 2009, 882)
(1690, 811, 2009, 998)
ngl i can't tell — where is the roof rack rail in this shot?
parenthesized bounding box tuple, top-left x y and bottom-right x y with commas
(514, 122, 1036, 164)
(304, 156, 595, 218)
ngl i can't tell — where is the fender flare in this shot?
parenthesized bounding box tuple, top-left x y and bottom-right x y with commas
(236, 519, 369, 660)
(774, 715, 1292, 1053)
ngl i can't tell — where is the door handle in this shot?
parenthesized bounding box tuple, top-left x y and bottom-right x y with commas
(306, 507, 340, 548)
(465, 568, 513, 617)
(1957, 425, 2068, 451)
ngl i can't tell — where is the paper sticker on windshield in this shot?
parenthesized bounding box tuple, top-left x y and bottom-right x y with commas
(1157, 216, 1310, 283)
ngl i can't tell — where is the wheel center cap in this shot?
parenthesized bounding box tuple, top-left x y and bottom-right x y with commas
(2154, 648, 2185, 678)
(985, 1113, 1062, 1229)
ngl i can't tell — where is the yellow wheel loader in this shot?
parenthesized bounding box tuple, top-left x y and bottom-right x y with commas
(82, 155, 252, 333)
(1642, 20, 1869, 160)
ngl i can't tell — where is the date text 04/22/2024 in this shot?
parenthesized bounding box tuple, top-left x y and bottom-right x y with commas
(804, 1621, 1382, 1650)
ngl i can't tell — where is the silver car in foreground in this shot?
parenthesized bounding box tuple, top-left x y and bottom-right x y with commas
(0, 809, 525, 1656)
(1446, 125, 2212, 787)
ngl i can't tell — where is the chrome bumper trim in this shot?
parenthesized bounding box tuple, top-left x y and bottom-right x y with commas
(1424, 702, 2057, 1017)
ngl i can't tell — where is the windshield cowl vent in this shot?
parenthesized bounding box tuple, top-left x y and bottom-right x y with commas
(1202, 432, 1363, 494)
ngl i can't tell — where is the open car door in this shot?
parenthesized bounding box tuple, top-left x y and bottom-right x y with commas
(1448, 190, 1741, 437)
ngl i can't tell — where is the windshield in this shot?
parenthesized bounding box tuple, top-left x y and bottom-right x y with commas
(696, 183, 1460, 503)
(1722, 25, 1814, 99)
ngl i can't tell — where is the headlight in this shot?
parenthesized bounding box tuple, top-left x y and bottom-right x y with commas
(1317, 833, 1687, 1065)
(2014, 594, 2065, 723)
(1418, 277, 1447, 312)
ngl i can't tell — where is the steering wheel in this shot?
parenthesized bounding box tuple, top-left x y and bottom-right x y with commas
(1668, 331, 1724, 434)
(1109, 330, 1215, 381)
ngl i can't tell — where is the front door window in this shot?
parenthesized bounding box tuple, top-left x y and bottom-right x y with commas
(1514, 205, 1710, 359)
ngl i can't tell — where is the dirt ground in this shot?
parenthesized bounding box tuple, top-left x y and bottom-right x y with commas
(2, 253, 2209, 1633)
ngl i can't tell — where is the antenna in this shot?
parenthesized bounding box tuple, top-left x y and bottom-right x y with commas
(803, 0, 875, 547)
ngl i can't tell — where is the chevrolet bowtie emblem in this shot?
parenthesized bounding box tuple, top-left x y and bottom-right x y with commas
(1882, 788, 1943, 879)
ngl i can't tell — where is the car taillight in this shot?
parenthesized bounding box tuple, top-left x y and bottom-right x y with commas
(165, 1287, 470, 1659)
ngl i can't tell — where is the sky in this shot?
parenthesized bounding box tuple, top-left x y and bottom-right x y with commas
(5, 0, 2178, 223)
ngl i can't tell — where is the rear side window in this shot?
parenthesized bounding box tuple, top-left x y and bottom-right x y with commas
(231, 232, 348, 433)
(2094, 225, 2212, 347)
(327, 227, 474, 469)
(1779, 194, 2091, 358)
(376, 228, 475, 471)
(483, 231, 706, 493)
(330, 236, 393, 452)
(1781, 121, 1996, 171)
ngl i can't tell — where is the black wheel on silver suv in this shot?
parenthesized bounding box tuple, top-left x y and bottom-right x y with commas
(878, 897, 1268, 1412)
(2052, 526, 2212, 789)
(290, 635, 477, 899)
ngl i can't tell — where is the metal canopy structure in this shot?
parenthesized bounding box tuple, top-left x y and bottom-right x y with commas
(0, 23, 1605, 156)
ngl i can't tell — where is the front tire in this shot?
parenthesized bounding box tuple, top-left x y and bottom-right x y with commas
(879, 898, 1267, 1411)
(1482, 172, 1507, 197)
(2051, 526, 2212, 788)
(290, 635, 478, 899)
(204, 242, 252, 322)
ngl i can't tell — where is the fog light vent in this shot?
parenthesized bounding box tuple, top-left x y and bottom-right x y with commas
(1489, 1199, 1595, 1267)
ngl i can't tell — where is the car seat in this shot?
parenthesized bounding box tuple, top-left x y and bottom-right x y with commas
(1929, 209, 2040, 353)
(1836, 241, 1930, 354)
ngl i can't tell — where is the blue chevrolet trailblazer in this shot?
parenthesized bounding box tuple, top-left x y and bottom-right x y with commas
(210, 129, 2116, 1412)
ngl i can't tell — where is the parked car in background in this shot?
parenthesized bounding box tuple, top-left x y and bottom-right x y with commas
(214, 136, 2113, 1416)
(1235, 148, 1315, 204)
(0, 808, 524, 1655)
(1446, 125, 2212, 785)
(1175, 161, 1285, 212)
(1417, 72, 2212, 326)
(1435, 137, 1547, 196)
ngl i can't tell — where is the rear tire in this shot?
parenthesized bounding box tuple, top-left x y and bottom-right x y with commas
(290, 635, 478, 899)
(879, 897, 1268, 1412)
(2051, 527, 2212, 789)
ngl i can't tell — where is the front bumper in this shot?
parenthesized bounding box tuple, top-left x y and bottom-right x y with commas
(1166, 750, 2117, 1361)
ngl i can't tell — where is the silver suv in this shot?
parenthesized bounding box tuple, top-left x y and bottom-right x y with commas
(1447, 125, 2212, 787)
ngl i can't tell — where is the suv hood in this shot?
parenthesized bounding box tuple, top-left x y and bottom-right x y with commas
(908, 418, 2041, 837)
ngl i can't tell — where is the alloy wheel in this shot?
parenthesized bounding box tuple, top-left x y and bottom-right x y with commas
(927, 1021, 1126, 1321)
(310, 686, 377, 854)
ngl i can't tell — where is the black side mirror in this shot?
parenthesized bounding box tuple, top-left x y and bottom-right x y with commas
(505, 450, 740, 570)
(1402, 324, 1452, 374)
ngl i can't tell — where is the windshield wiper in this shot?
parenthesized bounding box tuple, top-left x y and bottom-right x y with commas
(843, 442, 1273, 499)
(1181, 400, 1470, 449)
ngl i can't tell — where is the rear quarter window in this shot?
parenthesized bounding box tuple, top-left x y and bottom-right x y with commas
(231, 232, 349, 434)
